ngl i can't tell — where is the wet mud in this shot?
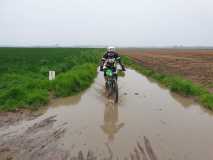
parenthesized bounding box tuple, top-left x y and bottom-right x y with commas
(1, 69, 213, 160)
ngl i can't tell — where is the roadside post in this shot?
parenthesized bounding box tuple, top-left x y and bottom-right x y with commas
(49, 71, 55, 80)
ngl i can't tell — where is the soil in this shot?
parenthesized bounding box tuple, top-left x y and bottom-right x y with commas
(120, 48, 213, 92)
(0, 110, 42, 128)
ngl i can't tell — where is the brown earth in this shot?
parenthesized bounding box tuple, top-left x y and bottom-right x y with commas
(0, 114, 158, 160)
(120, 48, 213, 92)
(0, 109, 42, 128)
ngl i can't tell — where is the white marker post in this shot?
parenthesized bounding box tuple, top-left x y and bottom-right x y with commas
(49, 71, 55, 80)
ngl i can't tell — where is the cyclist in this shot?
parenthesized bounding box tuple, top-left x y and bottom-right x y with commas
(100, 46, 126, 76)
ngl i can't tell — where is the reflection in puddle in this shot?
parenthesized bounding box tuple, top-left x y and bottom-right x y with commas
(101, 101, 124, 142)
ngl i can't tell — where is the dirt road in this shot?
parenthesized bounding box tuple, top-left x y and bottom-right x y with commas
(120, 49, 213, 92)
(1, 69, 213, 160)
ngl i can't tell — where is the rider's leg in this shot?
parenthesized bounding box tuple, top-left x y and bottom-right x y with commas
(103, 69, 108, 88)
(104, 68, 107, 80)
(112, 67, 117, 81)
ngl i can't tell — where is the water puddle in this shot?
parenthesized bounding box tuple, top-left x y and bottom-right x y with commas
(1, 69, 213, 160)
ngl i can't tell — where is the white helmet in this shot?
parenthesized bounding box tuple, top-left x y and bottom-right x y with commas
(107, 46, 115, 52)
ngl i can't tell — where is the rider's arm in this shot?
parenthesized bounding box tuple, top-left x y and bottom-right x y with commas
(115, 53, 126, 71)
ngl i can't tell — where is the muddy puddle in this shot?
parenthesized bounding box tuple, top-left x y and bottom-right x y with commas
(1, 69, 213, 160)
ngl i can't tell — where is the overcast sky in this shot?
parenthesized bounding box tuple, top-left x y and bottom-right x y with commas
(0, 0, 213, 47)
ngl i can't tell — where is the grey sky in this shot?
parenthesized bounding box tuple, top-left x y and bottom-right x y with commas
(0, 0, 213, 46)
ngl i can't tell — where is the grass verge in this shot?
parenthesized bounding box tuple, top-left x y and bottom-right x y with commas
(123, 56, 213, 110)
(0, 48, 103, 111)
(51, 63, 97, 97)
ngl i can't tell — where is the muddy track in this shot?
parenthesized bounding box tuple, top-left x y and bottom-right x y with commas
(0, 110, 42, 128)
(0, 112, 157, 160)
(1, 69, 213, 160)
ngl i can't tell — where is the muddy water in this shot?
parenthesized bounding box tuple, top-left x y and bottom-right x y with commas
(1, 69, 213, 160)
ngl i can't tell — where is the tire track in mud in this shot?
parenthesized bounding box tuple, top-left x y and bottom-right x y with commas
(0, 115, 158, 160)
(64, 137, 157, 160)
(0, 115, 67, 160)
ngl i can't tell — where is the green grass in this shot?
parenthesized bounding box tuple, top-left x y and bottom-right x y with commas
(0, 48, 103, 111)
(123, 56, 213, 110)
(51, 63, 97, 97)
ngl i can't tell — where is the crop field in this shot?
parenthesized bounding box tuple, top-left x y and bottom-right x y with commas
(120, 48, 213, 92)
(0, 48, 104, 111)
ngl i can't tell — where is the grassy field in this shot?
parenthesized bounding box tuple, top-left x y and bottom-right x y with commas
(0, 48, 104, 111)
(123, 56, 213, 110)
